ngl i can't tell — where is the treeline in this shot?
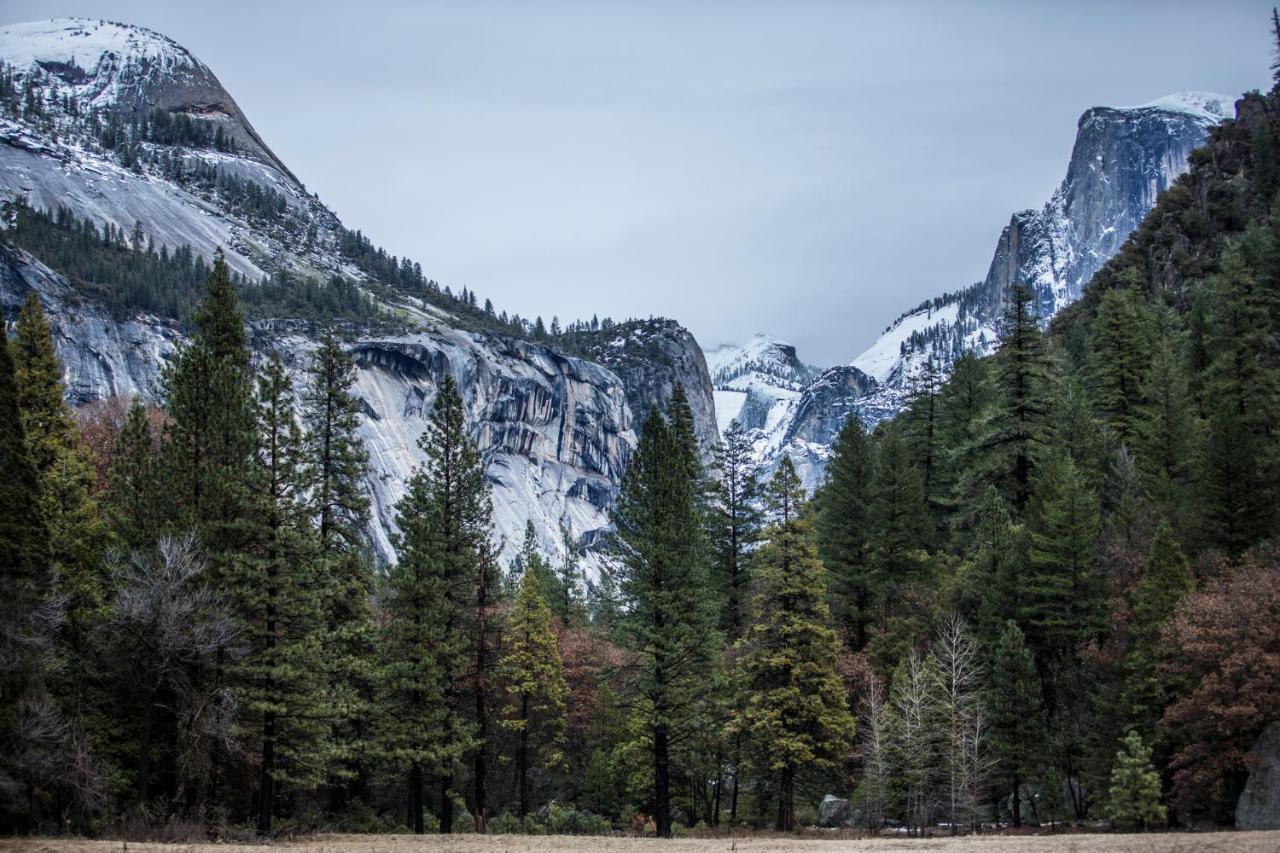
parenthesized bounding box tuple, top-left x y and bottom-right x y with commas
(1, 200, 379, 325)
(0, 255, 832, 840)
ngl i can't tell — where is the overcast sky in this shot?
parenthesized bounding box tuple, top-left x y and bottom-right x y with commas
(3, 1, 1273, 364)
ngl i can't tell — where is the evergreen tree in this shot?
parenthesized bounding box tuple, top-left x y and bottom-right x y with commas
(241, 355, 327, 834)
(988, 620, 1044, 828)
(938, 352, 996, 538)
(1118, 520, 1193, 738)
(300, 333, 376, 793)
(1107, 730, 1165, 830)
(10, 292, 109, 719)
(612, 409, 716, 838)
(902, 359, 946, 522)
(499, 566, 568, 818)
(1134, 313, 1198, 530)
(731, 458, 855, 831)
(159, 251, 256, 582)
(1085, 288, 1154, 448)
(0, 335, 51, 800)
(105, 398, 161, 552)
(1022, 452, 1103, 663)
(711, 419, 760, 637)
(816, 414, 874, 648)
(1199, 237, 1280, 552)
(377, 376, 488, 833)
(978, 284, 1054, 513)
(865, 426, 931, 641)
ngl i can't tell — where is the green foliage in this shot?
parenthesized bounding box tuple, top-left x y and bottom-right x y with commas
(1108, 730, 1166, 829)
(731, 457, 855, 831)
(816, 415, 874, 647)
(1022, 452, 1104, 662)
(711, 418, 761, 636)
(377, 375, 488, 832)
(2, 200, 378, 325)
(612, 407, 717, 837)
(988, 621, 1044, 827)
(500, 566, 569, 816)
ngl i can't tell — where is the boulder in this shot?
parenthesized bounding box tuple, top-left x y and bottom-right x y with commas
(817, 794, 856, 828)
(1237, 721, 1280, 830)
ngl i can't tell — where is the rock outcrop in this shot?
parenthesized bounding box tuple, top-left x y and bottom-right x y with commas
(1237, 721, 1280, 830)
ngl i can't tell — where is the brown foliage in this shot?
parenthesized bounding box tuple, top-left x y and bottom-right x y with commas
(1160, 546, 1280, 817)
(72, 395, 164, 487)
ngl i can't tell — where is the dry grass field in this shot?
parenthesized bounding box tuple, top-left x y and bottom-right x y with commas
(4, 831, 1279, 853)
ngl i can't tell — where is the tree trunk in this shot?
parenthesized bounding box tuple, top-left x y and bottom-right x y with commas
(408, 763, 423, 834)
(473, 559, 489, 833)
(776, 764, 795, 832)
(256, 711, 275, 834)
(518, 693, 530, 818)
(138, 689, 154, 804)
(1011, 773, 1022, 828)
(655, 723, 672, 838)
(711, 750, 723, 827)
(440, 775, 454, 833)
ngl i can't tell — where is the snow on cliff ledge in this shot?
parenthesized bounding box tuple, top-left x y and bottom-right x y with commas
(1127, 92, 1236, 124)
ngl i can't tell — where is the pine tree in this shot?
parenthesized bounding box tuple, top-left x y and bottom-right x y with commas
(902, 359, 946, 522)
(816, 414, 874, 648)
(612, 408, 717, 838)
(711, 419, 760, 636)
(1107, 730, 1165, 830)
(978, 284, 1054, 514)
(10, 292, 109, 716)
(377, 376, 487, 834)
(1199, 236, 1280, 552)
(866, 426, 931, 631)
(159, 251, 256, 579)
(499, 566, 568, 818)
(1118, 520, 1193, 737)
(300, 333, 376, 793)
(1134, 313, 1198, 529)
(0, 333, 51, 760)
(731, 457, 855, 831)
(988, 620, 1044, 828)
(241, 355, 327, 834)
(1086, 288, 1154, 448)
(938, 352, 996, 538)
(1022, 452, 1103, 663)
(105, 397, 161, 552)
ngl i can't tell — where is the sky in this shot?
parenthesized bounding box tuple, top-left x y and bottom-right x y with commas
(2, 1, 1273, 365)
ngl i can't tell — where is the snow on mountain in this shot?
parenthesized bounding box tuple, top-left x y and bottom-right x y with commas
(0, 19, 204, 109)
(0, 19, 718, 576)
(737, 92, 1235, 488)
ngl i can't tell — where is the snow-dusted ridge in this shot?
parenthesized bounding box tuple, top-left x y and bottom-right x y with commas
(737, 92, 1235, 487)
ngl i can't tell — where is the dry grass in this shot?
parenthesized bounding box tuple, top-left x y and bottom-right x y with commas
(4, 831, 1279, 853)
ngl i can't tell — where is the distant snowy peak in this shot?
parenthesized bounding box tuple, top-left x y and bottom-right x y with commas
(705, 332, 819, 392)
(1126, 91, 1236, 124)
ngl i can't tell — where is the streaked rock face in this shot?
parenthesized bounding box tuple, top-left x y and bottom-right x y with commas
(1, 244, 643, 572)
(0, 19, 719, 574)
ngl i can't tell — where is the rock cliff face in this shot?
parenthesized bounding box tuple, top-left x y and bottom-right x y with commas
(0, 19, 718, 572)
(850, 93, 1235, 394)
(573, 319, 718, 462)
(1, 242, 637, 570)
(752, 93, 1234, 487)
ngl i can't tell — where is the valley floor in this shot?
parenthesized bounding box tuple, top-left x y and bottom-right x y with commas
(5, 831, 1278, 853)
